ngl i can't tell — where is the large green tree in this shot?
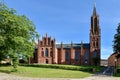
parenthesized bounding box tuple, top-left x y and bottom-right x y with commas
(0, 3, 39, 69)
(113, 23, 120, 59)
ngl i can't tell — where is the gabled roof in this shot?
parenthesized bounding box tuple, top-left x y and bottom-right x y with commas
(56, 43, 90, 49)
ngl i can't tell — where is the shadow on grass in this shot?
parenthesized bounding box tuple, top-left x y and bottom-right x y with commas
(0, 68, 18, 74)
(0, 64, 18, 74)
(0, 70, 11, 74)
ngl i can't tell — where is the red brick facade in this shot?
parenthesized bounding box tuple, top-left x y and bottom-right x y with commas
(108, 53, 120, 66)
(30, 5, 101, 66)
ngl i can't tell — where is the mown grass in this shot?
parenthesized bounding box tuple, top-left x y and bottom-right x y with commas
(0, 66, 93, 78)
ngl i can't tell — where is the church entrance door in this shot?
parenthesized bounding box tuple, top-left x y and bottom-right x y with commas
(46, 59, 48, 64)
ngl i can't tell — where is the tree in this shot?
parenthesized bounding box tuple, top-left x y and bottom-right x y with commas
(0, 3, 39, 70)
(113, 23, 120, 59)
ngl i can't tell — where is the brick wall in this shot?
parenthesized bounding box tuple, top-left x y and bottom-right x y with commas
(108, 53, 120, 66)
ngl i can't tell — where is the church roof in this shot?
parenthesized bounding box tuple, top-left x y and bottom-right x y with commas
(56, 43, 90, 49)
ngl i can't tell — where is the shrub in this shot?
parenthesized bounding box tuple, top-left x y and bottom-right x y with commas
(117, 68, 120, 73)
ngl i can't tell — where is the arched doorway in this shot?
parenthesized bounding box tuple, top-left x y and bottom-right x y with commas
(46, 59, 48, 64)
(93, 50, 98, 66)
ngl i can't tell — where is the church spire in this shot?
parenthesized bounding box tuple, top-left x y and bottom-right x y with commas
(90, 3, 101, 66)
(91, 3, 100, 35)
(93, 3, 97, 16)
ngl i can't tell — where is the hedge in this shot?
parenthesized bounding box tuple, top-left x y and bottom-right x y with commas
(20, 64, 101, 72)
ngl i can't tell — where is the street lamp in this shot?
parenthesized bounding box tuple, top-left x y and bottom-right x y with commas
(114, 58, 117, 75)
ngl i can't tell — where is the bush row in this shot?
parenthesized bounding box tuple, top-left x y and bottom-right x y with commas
(117, 68, 120, 73)
(20, 64, 98, 72)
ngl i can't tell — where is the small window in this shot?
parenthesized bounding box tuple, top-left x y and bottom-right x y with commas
(50, 48, 52, 50)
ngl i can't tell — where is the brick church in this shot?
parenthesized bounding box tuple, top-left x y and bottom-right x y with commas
(30, 5, 101, 66)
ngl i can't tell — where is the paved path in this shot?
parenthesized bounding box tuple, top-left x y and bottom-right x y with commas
(95, 66, 114, 76)
(0, 72, 120, 80)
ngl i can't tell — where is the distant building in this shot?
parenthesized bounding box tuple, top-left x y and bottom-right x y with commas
(108, 53, 120, 66)
(100, 59, 108, 66)
(30, 5, 101, 66)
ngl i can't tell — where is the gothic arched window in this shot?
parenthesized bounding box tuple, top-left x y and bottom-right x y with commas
(75, 51, 79, 61)
(93, 42, 95, 47)
(93, 50, 97, 58)
(65, 51, 69, 61)
(84, 51, 89, 63)
(45, 48, 49, 57)
(96, 38, 99, 47)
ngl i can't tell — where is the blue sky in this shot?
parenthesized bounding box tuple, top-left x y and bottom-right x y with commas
(4, 0, 120, 59)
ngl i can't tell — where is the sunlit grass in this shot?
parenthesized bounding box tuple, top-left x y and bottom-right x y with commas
(0, 66, 93, 78)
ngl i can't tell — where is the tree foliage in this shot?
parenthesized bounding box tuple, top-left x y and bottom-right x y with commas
(113, 23, 120, 59)
(0, 3, 39, 69)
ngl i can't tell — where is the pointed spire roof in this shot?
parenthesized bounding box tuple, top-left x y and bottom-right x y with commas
(71, 41, 73, 47)
(46, 32, 48, 38)
(93, 3, 97, 16)
(38, 36, 40, 46)
(54, 38, 56, 41)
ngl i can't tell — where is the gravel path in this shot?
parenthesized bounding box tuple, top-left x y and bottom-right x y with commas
(0, 72, 120, 80)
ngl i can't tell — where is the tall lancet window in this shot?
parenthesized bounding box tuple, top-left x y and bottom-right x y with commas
(65, 51, 69, 61)
(75, 51, 79, 61)
(84, 51, 89, 64)
(45, 48, 49, 57)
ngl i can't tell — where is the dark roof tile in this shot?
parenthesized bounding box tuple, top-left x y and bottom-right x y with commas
(56, 43, 90, 49)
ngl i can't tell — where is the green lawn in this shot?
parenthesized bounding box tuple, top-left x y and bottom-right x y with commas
(21, 64, 102, 72)
(0, 66, 93, 78)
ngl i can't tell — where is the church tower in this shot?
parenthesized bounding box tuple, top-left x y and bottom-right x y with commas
(90, 4, 101, 66)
